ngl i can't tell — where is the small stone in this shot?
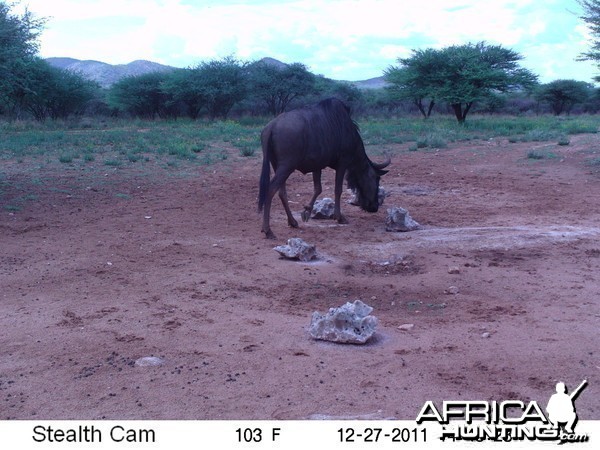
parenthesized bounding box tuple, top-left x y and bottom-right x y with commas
(385, 207, 421, 232)
(378, 187, 388, 206)
(448, 266, 460, 274)
(398, 323, 414, 331)
(445, 286, 459, 295)
(348, 187, 387, 207)
(135, 356, 164, 367)
(311, 198, 335, 219)
(309, 300, 377, 344)
(274, 238, 317, 262)
(481, 332, 491, 338)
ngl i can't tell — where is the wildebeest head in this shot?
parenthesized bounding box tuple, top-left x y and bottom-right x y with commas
(347, 157, 390, 212)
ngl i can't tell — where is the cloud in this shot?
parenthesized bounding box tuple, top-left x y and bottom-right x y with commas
(15, 0, 598, 82)
(379, 45, 412, 61)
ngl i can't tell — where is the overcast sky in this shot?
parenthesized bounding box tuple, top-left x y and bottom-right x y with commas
(15, 0, 600, 83)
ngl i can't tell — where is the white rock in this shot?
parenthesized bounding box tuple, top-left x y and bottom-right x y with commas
(348, 187, 387, 207)
(311, 198, 335, 219)
(135, 356, 164, 367)
(378, 187, 388, 206)
(398, 323, 415, 331)
(274, 238, 317, 262)
(385, 207, 421, 232)
(309, 300, 377, 344)
(445, 286, 460, 295)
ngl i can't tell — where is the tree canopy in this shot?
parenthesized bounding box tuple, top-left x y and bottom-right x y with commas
(1, 2, 98, 120)
(385, 42, 539, 123)
(110, 72, 174, 119)
(188, 56, 248, 119)
(0, 2, 45, 117)
(535, 79, 592, 115)
(247, 61, 316, 116)
(384, 48, 444, 118)
(578, 0, 600, 74)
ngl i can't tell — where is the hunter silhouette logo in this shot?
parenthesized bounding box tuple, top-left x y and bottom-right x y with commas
(416, 379, 590, 443)
(546, 380, 587, 435)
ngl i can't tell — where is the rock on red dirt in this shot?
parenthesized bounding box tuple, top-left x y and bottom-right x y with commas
(1, 135, 599, 420)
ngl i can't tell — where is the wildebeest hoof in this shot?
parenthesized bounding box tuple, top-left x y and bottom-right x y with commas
(289, 218, 299, 228)
(336, 215, 349, 224)
(301, 209, 311, 222)
(264, 229, 277, 240)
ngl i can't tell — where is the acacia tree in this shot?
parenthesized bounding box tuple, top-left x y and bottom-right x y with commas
(385, 42, 538, 123)
(0, 1, 46, 117)
(1, 2, 96, 120)
(110, 72, 175, 119)
(384, 48, 442, 118)
(190, 56, 247, 119)
(578, 0, 600, 77)
(160, 68, 204, 119)
(535, 79, 592, 115)
(247, 60, 316, 115)
(43, 66, 100, 119)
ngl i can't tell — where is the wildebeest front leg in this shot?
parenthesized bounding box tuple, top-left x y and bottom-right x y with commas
(333, 169, 348, 224)
(301, 170, 322, 222)
(278, 182, 299, 229)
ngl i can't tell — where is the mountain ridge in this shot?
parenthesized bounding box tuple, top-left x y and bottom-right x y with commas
(45, 57, 388, 90)
(45, 57, 175, 88)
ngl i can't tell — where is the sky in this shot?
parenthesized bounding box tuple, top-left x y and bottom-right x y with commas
(13, 0, 600, 83)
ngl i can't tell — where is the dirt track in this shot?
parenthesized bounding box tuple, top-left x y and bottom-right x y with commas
(1, 134, 599, 420)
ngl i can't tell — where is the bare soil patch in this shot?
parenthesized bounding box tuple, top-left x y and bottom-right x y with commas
(1, 135, 599, 420)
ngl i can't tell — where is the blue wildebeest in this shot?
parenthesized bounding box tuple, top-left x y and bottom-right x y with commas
(258, 98, 390, 239)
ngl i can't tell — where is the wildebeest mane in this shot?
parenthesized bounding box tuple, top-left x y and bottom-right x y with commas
(302, 99, 380, 204)
(301, 98, 363, 161)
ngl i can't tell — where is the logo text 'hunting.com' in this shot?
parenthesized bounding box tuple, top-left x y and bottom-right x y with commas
(416, 380, 589, 443)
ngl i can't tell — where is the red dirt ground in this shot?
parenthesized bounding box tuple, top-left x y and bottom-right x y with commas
(1, 134, 599, 420)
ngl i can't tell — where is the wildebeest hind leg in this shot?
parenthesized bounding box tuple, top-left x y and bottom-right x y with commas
(279, 182, 298, 228)
(262, 171, 291, 239)
(261, 190, 277, 239)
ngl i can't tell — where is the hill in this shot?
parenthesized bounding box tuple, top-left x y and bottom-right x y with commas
(45, 56, 387, 89)
(45, 58, 175, 88)
(352, 76, 389, 90)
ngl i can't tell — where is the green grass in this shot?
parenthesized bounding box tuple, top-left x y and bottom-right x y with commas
(0, 115, 598, 169)
(527, 149, 559, 160)
(360, 114, 599, 150)
(0, 118, 263, 167)
(586, 157, 600, 168)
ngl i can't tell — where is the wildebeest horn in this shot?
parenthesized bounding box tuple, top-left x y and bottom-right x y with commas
(371, 157, 391, 170)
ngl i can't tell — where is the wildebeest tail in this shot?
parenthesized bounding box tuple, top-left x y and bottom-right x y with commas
(258, 129, 272, 212)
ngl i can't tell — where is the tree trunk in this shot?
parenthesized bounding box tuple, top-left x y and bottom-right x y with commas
(451, 104, 464, 123)
(463, 101, 473, 120)
(426, 100, 435, 118)
(414, 99, 427, 118)
(415, 99, 436, 118)
(452, 102, 473, 123)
